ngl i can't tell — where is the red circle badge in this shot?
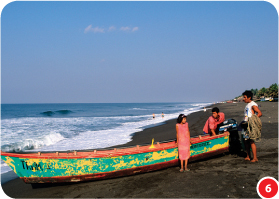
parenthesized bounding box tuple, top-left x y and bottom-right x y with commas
(257, 177, 279, 199)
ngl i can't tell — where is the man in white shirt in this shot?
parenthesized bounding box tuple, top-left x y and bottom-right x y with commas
(242, 90, 262, 162)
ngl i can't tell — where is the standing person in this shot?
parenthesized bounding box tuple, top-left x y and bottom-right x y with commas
(162, 112, 164, 118)
(242, 90, 262, 162)
(152, 113, 155, 119)
(176, 114, 191, 172)
(203, 107, 225, 136)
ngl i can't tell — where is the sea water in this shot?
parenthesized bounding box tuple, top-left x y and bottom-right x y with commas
(1, 102, 211, 176)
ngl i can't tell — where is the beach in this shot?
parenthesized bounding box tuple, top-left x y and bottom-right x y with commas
(1, 102, 278, 198)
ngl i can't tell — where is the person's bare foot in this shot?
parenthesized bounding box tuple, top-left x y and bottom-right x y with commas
(244, 157, 251, 161)
(250, 159, 258, 163)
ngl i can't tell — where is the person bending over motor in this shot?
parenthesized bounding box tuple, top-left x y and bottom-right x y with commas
(203, 107, 225, 136)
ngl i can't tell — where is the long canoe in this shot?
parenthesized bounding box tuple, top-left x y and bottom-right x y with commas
(1, 132, 230, 184)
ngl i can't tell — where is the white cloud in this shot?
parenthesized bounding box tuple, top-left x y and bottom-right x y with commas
(120, 26, 139, 32)
(93, 27, 105, 33)
(132, 27, 139, 32)
(120, 27, 131, 31)
(108, 26, 116, 32)
(84, 25, 139, 34)
(84, 25, 92, 33)
(84, 25, 105, 33)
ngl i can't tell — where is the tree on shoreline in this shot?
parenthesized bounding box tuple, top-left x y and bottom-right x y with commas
(234, 83, 278, 101)
(258, 87, 268, 97)
(267, 83, 278, 98)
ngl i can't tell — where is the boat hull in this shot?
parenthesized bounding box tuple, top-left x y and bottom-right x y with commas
(1, 132, 230, 183)
(21, 159, 180, 183)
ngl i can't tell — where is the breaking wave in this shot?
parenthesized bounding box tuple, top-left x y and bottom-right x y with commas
(41, 110, 73, 116)
(1, 132, 65, 153)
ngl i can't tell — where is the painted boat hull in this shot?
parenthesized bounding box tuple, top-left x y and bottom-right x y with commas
(1, 132, 230, 183)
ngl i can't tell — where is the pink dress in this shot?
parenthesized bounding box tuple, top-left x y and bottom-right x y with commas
(177, 122, 190, 160)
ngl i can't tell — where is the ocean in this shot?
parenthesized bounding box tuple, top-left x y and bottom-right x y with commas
(1, 102, 211, 177)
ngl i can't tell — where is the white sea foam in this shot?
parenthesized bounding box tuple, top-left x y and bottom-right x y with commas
(33, 104, 209, 152)
(131, 108, 148, 110)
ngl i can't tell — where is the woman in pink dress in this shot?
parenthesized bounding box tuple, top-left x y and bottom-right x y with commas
(176, 114, 191, 172)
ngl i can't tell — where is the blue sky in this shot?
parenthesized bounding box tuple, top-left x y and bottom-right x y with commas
(1, 1, 278, 103)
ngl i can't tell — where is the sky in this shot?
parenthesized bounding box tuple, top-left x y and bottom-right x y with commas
(1, 1, 278, 104)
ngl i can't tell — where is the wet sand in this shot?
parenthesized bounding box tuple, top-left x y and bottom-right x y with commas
(1, 102, 278, 198)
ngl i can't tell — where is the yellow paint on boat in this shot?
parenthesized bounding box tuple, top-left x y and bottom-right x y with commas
(3, 157, 17, 174)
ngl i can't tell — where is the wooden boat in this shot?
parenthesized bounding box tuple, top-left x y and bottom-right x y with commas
(1, 132, 230, 184)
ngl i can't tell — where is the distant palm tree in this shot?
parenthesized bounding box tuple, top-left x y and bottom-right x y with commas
(259, 87, 268, 97)
(268, 83, 278, 98)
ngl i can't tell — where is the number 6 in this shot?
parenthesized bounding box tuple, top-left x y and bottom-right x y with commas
(266, 184, 272, 193)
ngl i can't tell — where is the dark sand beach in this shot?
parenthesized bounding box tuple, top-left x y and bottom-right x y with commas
(1, 102, 278, 198)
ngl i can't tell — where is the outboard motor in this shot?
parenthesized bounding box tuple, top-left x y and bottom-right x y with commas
(218, 119, 241, 154)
